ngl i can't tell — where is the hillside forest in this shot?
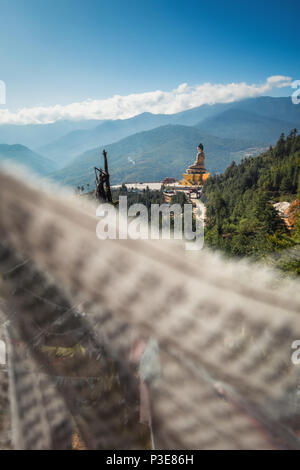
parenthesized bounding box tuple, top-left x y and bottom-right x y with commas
(204, 130, 300, 275)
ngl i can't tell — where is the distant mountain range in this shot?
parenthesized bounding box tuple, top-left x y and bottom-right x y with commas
(195, 108, 296, 143)
(0, 120, 101, 150)
(38, 97, 300, 167)
(0, 96, 299, 185)
(38, 113, 172, 167)
(50, 125, 262, 186)
(0, 144, 57, 175)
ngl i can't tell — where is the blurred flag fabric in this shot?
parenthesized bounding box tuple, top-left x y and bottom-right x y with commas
(0, 170, 300, 450)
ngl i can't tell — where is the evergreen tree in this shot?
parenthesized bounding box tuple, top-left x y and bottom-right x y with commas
(204, 130, 300, 273)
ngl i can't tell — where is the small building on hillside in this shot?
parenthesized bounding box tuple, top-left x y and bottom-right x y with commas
(162, 177, 177, 185)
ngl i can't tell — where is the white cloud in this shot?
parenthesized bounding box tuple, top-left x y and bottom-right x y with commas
(266, 75, 292, 87)
(0, 75, 292, 125)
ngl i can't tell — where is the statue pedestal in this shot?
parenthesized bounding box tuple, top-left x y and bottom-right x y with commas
(180, 172, 210, 186)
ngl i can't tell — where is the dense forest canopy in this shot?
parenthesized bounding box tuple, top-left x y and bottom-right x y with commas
(203, 130, 300, 275)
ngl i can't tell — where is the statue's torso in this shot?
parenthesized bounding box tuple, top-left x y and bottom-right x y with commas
(186, 150, 206, 174)
(196, 151, 205, 166)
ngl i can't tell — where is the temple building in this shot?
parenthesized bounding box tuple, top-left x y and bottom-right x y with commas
(180, 143, 210, 186)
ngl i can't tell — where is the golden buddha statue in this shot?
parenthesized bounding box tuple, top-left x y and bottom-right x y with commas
(180, 143, 210, 186)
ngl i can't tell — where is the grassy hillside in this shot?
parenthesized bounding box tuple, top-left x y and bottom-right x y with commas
(50, 124, 259, 187)
(204, 130, 300, 274)
(0, 144, 57, 175)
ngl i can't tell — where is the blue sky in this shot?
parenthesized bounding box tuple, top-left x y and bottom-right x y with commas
(0, 0, 299, 122)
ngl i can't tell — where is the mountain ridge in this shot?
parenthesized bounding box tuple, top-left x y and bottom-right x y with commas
(38, 97, 300, 167)
(196, 108, 298, 143)
(0, 143, 57, 175)
(49, 124, 262, 187)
